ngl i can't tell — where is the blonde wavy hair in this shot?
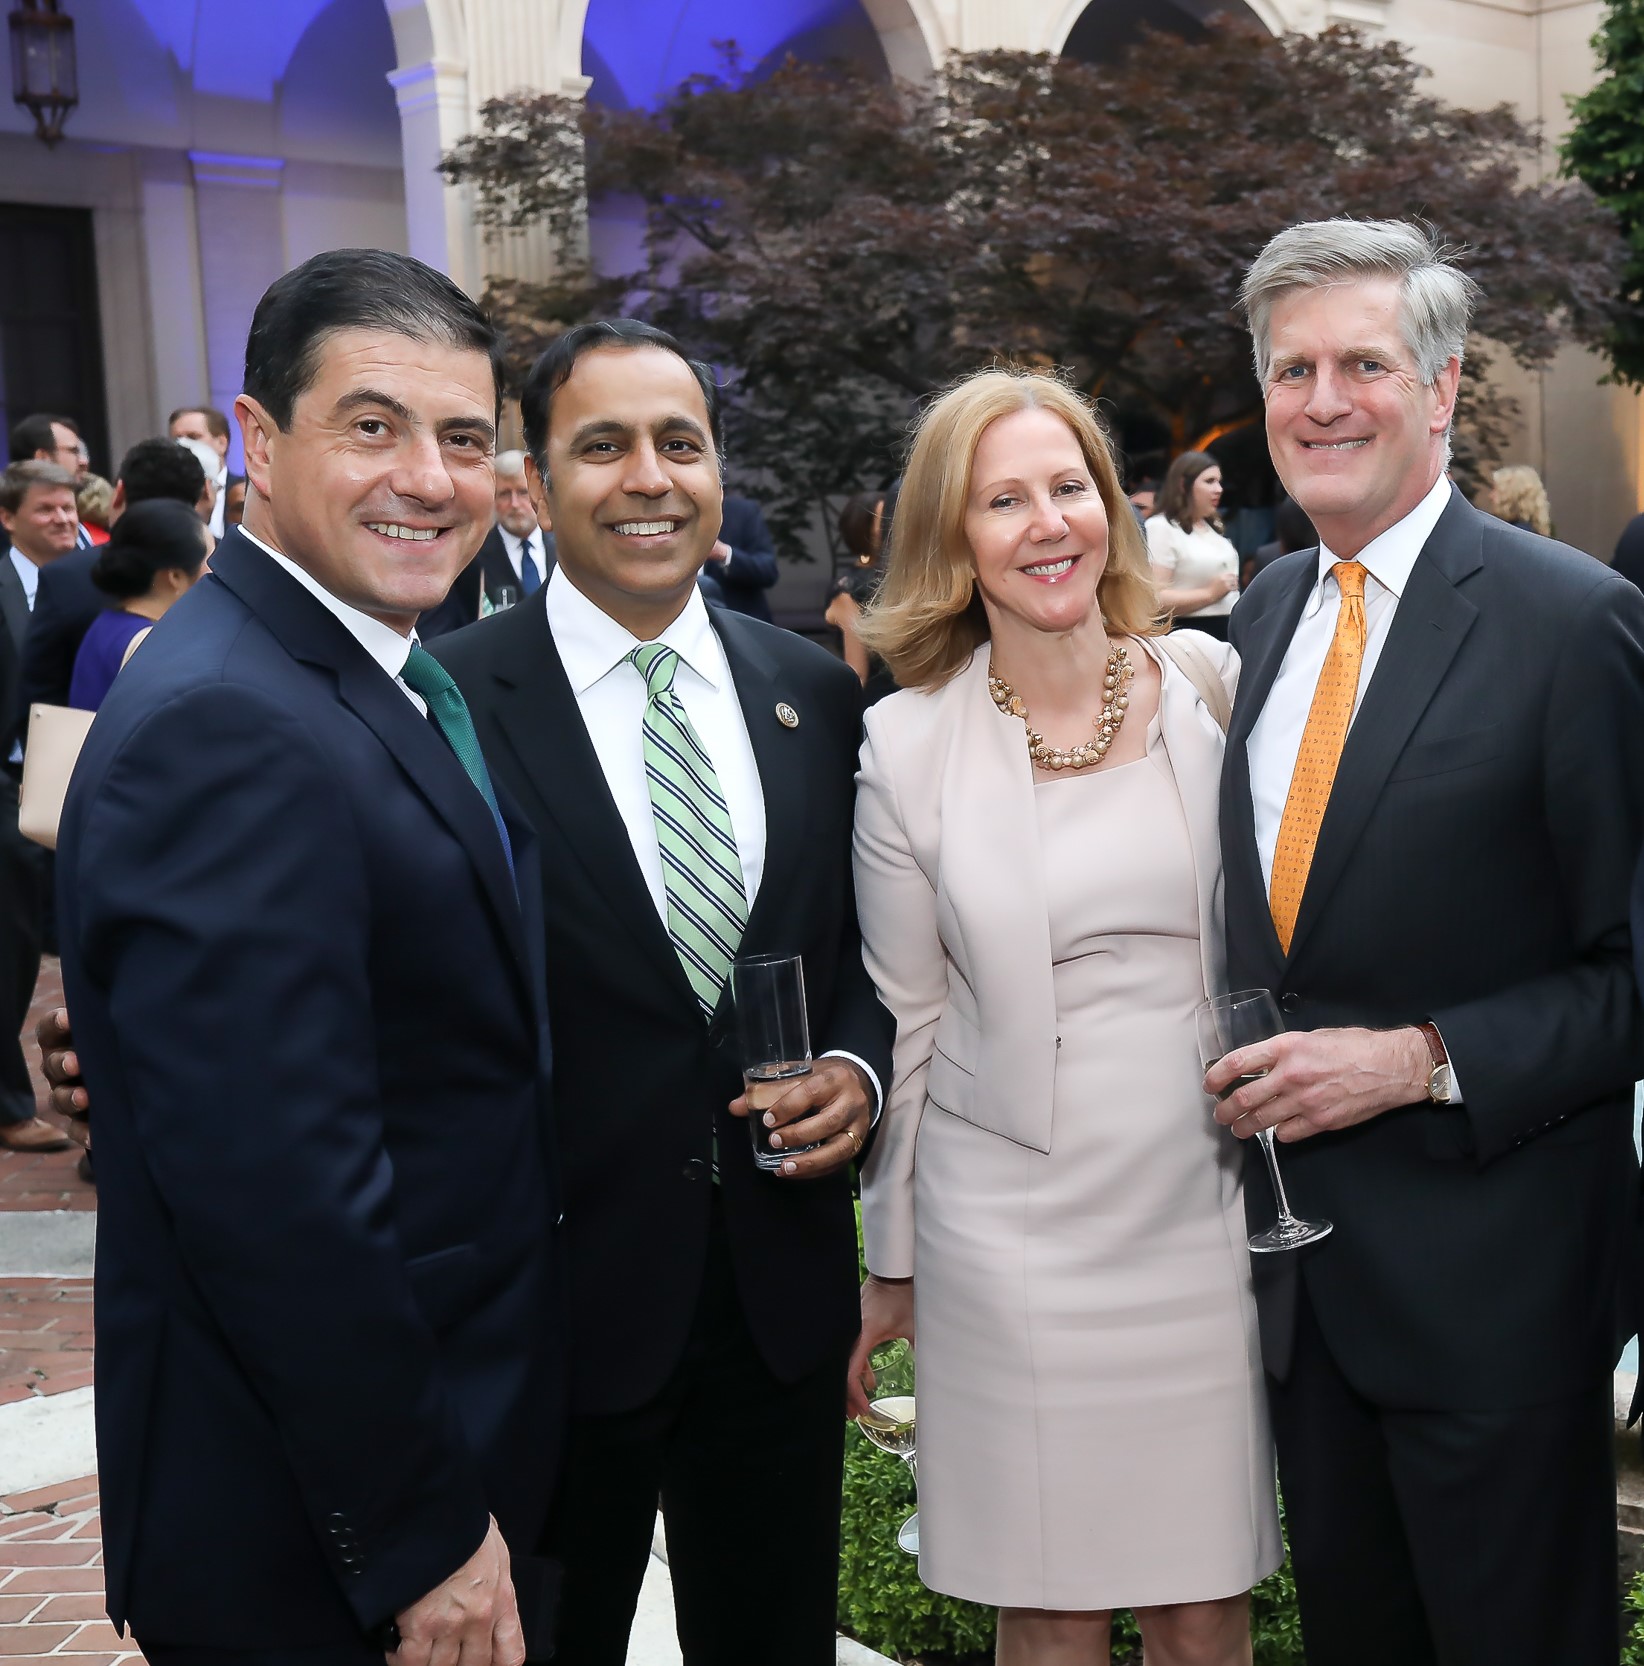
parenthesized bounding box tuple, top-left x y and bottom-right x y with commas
(1491, 465, 1551, 538)
(858, 369, 1160, 691)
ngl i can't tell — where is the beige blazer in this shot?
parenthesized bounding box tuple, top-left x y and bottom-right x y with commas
(853, 634, 1239, 1277)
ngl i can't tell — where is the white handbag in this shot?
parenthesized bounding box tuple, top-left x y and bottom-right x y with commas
(19, 703, 94, 850)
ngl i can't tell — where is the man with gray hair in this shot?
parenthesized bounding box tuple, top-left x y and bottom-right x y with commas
(419, 448, 555, 638)
(1205, 218, 1644, 1663)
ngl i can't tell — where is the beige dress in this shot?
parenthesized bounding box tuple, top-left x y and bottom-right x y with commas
(909, 715, 1281, 1609)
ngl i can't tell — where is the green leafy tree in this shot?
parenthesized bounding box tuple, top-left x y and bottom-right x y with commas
(446, 27, 1622, 554)
(1562, 0, 1644, 384)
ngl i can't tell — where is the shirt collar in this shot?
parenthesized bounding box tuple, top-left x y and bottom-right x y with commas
(8, 548, 40, 606)
(544, 563, 724, 697)
(237, 526, 416, 682)
(1311, 473, 1454, 606)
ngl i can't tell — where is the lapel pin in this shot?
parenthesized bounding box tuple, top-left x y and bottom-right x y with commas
(776, 702, 799, 729)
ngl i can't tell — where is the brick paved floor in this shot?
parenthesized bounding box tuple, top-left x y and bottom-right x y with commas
(0, 1282, 93, 1409)
(0, 1479, 139, 1662)
(0, 961, 90, 1214)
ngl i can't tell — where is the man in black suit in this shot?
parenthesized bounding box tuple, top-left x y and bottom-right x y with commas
(57, 249, 562, 1666)
(419, 449, 554, 639)
(697, 491, 779, 619)
(0, 461, 79, 1154)
(1206, 218, 1644, 1665)
(434, 320, 892, 1666)
(168, 403, 244, 538)
(21, 437, 206, 711)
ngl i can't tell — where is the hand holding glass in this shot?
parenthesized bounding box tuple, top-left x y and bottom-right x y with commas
(855, 1338, 919, 1555)
(731, 953, 821, 1171)
(1197, 990, 1333, 1253)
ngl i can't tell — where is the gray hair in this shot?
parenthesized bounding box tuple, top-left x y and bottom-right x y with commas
(1240, 219, 1480, 387)
(495, 448, 527, 480)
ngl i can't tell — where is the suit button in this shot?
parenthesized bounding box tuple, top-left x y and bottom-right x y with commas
(1279, 992, 1301, 1013)
(682, 1159, 708, 1182)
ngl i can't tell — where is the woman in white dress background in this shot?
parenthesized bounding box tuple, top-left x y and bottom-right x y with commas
(1145, 451, 1241, 639)
(847, 370, 1280, 1666)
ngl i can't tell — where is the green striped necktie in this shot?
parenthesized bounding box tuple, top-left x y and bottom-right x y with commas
(629, 642, 748, 1018)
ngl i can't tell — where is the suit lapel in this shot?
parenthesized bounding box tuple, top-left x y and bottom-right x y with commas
(1283, 502, 1481, 964)
(713, 612, 808, 980)
(208, 534, 536, 1008)
(0, 560, 28, 655)
(476, 597, 700, 1014)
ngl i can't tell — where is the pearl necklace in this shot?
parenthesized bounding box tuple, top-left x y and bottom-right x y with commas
(988, 642, 1134, 771)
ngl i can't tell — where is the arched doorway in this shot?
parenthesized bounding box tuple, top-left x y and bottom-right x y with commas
(1051, 0, 1277, 67)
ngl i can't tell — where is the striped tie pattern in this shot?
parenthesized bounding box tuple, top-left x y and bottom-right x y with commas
(630, 643, 748, 1017)
(1268, 560, 1368, 953)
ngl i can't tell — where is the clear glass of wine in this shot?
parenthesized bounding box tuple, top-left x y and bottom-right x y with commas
(854, 1338, 919, 1555)
(731, 953, 822, 1171)
(1196, 989, 1333, 1254)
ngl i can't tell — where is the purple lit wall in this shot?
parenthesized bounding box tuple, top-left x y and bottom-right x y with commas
(581, 0, 890, 110)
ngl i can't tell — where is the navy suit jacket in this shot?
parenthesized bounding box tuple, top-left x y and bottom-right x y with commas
(706, 496, 779, 622)
(1224, 492, 1644, 1407)
(20, 542, 105, 710)
(58, 532, 563, 1649)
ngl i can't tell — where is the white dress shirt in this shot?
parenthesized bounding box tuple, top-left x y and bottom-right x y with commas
(499, 527, 544, 589)
(1244, 473, 1460, 1096)
(208, 464, 229, 538)
(544, 566, 881, 1112)
(238, 528, 426, 715)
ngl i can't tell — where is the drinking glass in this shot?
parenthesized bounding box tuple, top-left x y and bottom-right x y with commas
(493, 583, 520, 612)
(731, 953, 821, 1171)
(1196, 989, 1333, 1253)
(855, 1338, 919, 1555)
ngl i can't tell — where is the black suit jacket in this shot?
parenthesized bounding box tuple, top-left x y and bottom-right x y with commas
(1223, 490, 1644, 1409)
(0, 557, 29, 759)
(435, 593, 892, 1415)
(418, 526, 555, 641)
(58, 532, 563, 1648)
(21, 543, 105, 710)
(707, 496, 780, 622)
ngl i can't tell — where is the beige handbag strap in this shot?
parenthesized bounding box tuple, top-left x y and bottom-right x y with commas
(1156, 630, 1232, 734)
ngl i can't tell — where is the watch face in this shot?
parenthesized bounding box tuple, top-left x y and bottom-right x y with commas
(1431, 1064, 1454, 1104)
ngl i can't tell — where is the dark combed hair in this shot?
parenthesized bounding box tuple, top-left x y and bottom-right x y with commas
(0, 460, 76, 513)
(243, 248, 504, 431)
(520, 319, 722, 480)
(9, 413, 77, 463)
(118, 438, 206, 508)
(92, 499, 210, 600)
(168, 404, 231, 442)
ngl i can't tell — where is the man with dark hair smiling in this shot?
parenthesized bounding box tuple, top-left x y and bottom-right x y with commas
(56, 248, 563, 1666)
(434, 318, 892, 1665)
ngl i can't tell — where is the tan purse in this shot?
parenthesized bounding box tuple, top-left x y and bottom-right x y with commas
(19, 703, 95, 850)
(18, 624, 152, 850)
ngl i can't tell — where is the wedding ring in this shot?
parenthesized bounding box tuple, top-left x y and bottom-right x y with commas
(846, 1129, 862, 1155)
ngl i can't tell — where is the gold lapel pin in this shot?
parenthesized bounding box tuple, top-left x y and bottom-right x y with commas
(775, 702, 799, 729)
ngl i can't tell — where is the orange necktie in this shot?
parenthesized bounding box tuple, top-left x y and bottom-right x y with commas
(1268, 561, 1368, 953)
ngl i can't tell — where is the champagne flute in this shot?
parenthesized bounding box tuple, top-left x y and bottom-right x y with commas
(854, 1338, 919, 1555)
(1196, 989, 1333, 1254)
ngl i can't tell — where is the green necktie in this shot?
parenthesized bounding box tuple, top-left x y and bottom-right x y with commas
(400, 644, 514, 876)
(630, 642, 748, 1018)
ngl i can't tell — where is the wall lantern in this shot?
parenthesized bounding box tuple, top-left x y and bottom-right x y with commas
(9, 0, 77, 147)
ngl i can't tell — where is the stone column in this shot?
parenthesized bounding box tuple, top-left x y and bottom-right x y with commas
(388, 56, 479, 293)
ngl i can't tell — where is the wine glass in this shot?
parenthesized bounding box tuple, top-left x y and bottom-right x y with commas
(854, 1338, 919, 1554)
(1196, 989, 1333, 1254)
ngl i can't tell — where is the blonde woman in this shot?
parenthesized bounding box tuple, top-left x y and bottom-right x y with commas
(846, 370, 1280, 1666)
(1490, 464, 1552, 538)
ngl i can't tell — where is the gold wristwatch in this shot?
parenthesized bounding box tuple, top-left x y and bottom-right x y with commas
(1416, 1021, 1453, 1105)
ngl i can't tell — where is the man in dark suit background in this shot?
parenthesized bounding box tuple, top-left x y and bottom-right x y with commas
(1206, 218, 1644, 1665)
(697, 490, 779, 619)
(419, 449, 555, 640)
(57, 249, 562, 1666)
(3, 414, 91, 557)
(168, 403, 243, 538)
(21, 437, 206, 711)
(434, 320, 892, 1666)
(0, 461, 80, 1154)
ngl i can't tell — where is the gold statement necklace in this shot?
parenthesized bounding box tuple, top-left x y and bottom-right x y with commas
(988, 642, 1134, 771)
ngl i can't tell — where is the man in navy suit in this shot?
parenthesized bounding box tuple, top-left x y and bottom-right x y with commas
(57, 249, 562, 1666)
(696, 491, 779, 620)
